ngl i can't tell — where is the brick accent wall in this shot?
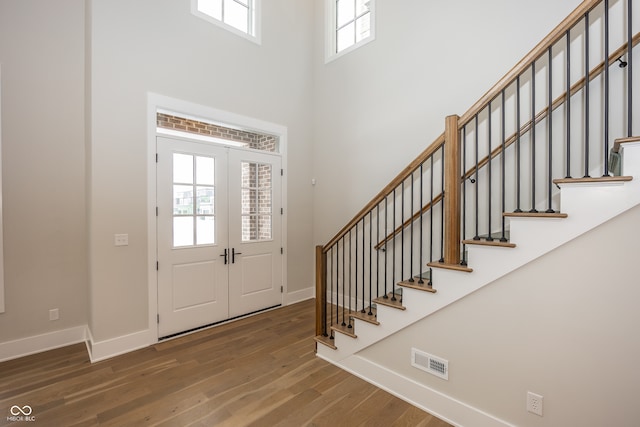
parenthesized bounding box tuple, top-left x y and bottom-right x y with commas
(157, 113, 277, 152)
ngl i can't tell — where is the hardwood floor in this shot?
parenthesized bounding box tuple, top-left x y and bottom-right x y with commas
(0, 299, 453, 427)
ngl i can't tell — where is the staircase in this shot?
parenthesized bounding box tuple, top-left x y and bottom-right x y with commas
(314, 0, 639, 425)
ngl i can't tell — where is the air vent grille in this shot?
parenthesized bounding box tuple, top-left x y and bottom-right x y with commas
(411, 348, 449, 380)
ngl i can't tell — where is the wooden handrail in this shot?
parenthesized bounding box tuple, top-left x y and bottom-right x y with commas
(370, 31, 639, 252)
(459, 0, 601, 127)
(462, 32, 640, 181)
(322, 133, 445, 252)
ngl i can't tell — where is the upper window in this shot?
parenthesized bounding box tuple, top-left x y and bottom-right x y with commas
(326, 0, 375, 62)
(191, 0, 261, 44)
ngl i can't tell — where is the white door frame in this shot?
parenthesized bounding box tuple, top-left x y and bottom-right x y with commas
(146, 93, 288, 343)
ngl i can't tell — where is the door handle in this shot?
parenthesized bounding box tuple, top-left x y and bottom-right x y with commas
(220, 248, 228, 265)
(232, 248, 242, 264)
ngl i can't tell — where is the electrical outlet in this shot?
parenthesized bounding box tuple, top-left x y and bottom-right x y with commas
(527, 391, 544, 416)
(114, 234, 129, 246)
(49, 308, 59, 321)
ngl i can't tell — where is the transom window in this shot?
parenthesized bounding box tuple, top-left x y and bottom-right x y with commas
(326, 0, 375, 62)
(192, 0, 261, 44)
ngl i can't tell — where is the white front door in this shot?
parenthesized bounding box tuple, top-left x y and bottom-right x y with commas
(228, 149, 283, 317)
(157, 136, 282, 338)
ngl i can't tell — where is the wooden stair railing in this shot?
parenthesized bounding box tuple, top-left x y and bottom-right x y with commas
(316, 0, 637, 339)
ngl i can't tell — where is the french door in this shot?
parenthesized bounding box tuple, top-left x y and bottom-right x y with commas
(157, 136, 282, 338)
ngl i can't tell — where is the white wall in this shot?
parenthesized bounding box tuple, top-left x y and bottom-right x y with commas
(360, 203, 640, 426)
(88, 0, 315, 342)
(0, 0, 88, 342)
(312, 0, 584, 244)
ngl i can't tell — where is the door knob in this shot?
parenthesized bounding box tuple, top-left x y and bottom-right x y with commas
(220, 248, 228, 264)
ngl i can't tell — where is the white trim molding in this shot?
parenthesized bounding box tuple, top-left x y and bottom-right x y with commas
(285, 286, 314, 305)
(86, 328, 151, 363)
(0, 326, 87, 363)
(331, 355, 515, 427)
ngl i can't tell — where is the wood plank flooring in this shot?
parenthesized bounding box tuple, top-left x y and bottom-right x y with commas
(0, 299, 453, 427)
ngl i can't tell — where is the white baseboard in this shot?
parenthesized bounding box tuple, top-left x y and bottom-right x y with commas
(0, 325, 88, 363)
(328, 355, 515, 427)
(87, 328, 153, 363)
(285, 286, 314, 305)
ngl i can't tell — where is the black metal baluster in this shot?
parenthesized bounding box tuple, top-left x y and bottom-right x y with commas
(429, 155, 435, 278)
(500, 89, 507, 241)
(474, 114, 480, 239)
(604, 0, 610, 176)
(348, 230, 352, 328)
(392, 188, 397, 301)
(341, 236, 346, 327)
(566, 30, 572, 178)
(515, 75, 523, 212)
(355, 222, 358, 316)
(409, 172, 414, 282)
(487, 102, 494, 241)
(367, 212, 371, 314)
(546, 46, 555, 213)
(440, 147, 445, 262)
(419, 163, 424, 284)
(401, 180, 405, 282)
(384, 196, 388, 299)
(530, 61, 538, 213)
(362, 217, 366, 313)
(330, 246, 335, 340)
(584, 13, 591, 178)
(628, 0, 634, 137)
(377, 203, 381, 298)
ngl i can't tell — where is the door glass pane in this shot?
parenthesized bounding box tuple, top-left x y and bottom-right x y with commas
(196, 156, 215, 185)
(174, 217, 194, 247)
(241, 188, 257, 214)
(196, 216, 215, 245)
(174, 185, 194, 215)
(196, 187, 214, 214)
(173, 153, 193, 184)
(258, 215, 272, 240)
(258, 190, 271, 214)
(172, 153, 216, 248)
(242, 215, 257, 241)
(241, 161, 272, 242)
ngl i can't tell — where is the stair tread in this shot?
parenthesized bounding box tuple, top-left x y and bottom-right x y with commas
(553, 176, 633, 184)
(503, 211, 568, 218)
(351, 308, 379, 325)
(427, 261, 473, 272)
(331, 323, 357, 338)
(462, 239, 516, 248)
(398, 280, 437, 293)
(373, 292, 405, 310)
(612, 136, 640, 152)
(314, 335, 337, 350)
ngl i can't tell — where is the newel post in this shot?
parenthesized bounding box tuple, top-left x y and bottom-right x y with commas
(315, 245, 327, 336)
(443, 115, 461, 265)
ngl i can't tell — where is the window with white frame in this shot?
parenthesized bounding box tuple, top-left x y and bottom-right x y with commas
(191, 0, 261, 44)
(326, 0, 375, 62)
